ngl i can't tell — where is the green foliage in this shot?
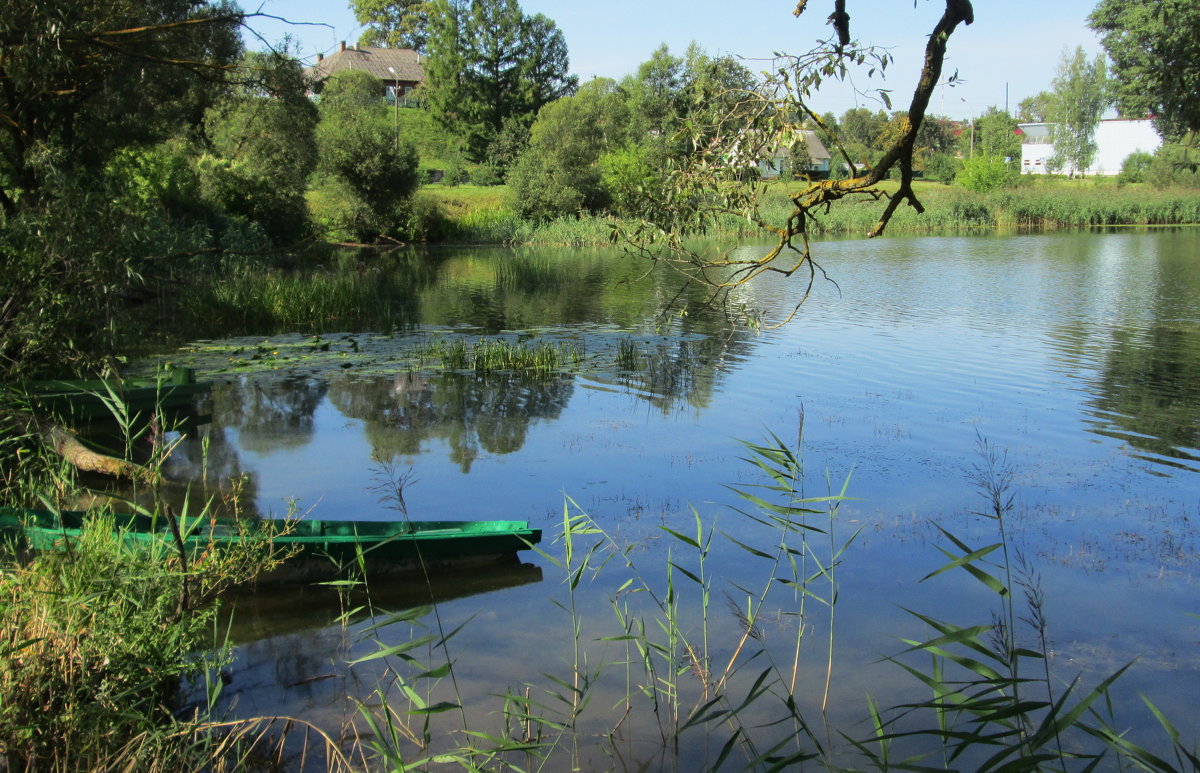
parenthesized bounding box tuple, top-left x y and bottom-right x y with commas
(922, 152, 961, 185)
(104, 140, 204, 217)
(1090, 0, 1200, 140)
(506, 79, 628, 220)
(600, 144, 666, 218)
(423, 0, 576, 161)
(0, 0, 243, 213)
(1118, 150, 1155, 184)
(354, 0, 432, 50)
(1047, 46, 1110, 176)
(200, 52, 318, 240)
(1145, 141, 1200, 189)
(0, 507, 286, 768)
(968, 107, 1023, 164)
(1018, 90, 1056, 122)
(956, 154, 1016, 193)
(314, 70, 422, 242)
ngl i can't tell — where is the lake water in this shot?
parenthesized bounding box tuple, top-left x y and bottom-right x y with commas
(142, 229, 1199, 767)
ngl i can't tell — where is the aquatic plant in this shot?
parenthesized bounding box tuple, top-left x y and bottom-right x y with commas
(415, 336, 582, 377)
(336, 432, 1196, 771)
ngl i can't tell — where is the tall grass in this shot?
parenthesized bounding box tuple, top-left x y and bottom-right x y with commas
(176, 263, 419, 334)
(419, 183, 1200, 247)
(334, 432, 1196, 771)
(0, 394, 321, 770)
(414, 336, 582, 376)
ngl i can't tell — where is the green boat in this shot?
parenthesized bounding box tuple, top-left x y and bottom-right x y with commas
(27, 367, 211, 421)
(0, 508, 542, 585)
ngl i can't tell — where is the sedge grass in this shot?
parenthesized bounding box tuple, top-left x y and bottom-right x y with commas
(328, 431, 1197, 771)
(414, 336, 582, 376)
(422, 183, 1200, 247)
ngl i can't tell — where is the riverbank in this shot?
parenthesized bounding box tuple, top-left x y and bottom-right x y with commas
(414, 180, 1200, 246)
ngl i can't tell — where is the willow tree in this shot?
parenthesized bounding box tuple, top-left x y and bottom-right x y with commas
(618, 0, 975, 324)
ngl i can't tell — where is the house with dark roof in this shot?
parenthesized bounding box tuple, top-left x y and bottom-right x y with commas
(307, 42, 426, 102)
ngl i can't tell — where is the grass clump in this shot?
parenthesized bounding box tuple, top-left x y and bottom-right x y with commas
(0, 507, 291, 769)
(415, 336, 581, 376)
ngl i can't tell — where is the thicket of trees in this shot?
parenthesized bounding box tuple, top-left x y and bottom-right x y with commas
(0, 1, 421, 378)
(507, 44, 759, 221)
(4, 0, 1199, 378)
(422, 0, 576, 165)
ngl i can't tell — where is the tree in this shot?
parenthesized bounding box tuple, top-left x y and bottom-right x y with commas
(621, 45, 684, 137)
(1047, 47, 1109, 176)
(0, 0, 244, 215)
(1089, 0, 1200, 141)
(837, 107, 890, 164)
(199, 51, 319, 240)
(507, 79, 629, 220)
(963, 108, 1021, 167)
(354, 0, 432, 50)
(313, 70, 421, 242)
(423, 0, 576, 161)
(617, 0, 976, 322)
(1017, 91, 1055, 122)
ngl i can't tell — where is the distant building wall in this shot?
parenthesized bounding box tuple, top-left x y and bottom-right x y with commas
(1019, 119, 1161, 176)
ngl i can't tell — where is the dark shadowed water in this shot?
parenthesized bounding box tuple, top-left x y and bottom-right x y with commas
(138, 229, 1199, 767)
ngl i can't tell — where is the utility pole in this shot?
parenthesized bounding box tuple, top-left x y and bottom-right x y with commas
(388, 66, 399, 148)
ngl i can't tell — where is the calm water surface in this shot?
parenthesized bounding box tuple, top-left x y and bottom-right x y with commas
(144, 229, 1199, 765)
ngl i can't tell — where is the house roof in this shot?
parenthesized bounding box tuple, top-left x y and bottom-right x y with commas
(798, 130, 831, 162)
(308, 43, 425, 85)
(766, 130, 832, 162)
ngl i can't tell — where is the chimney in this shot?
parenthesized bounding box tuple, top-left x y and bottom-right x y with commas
(340, 41, 346, 52)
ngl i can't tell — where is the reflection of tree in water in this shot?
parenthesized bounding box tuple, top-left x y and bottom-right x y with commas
(154, 376, 330, 516)
(419, 250, 614, 332)
(610, 331, 744, 414)
(1046, 238, 1200, 472)
(162, 424, 263, 519)
(326, 372, 574, 472)
(1087, 323, 1200, 470)
(211, 376, 330, 454)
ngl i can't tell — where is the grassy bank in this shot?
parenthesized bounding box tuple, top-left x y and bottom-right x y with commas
(417, 180, 1200, 247)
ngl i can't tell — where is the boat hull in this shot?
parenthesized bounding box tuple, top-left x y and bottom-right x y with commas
(0, 509, 542, 585)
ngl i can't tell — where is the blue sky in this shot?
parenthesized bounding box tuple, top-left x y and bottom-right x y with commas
(244, 0, 1106, 119)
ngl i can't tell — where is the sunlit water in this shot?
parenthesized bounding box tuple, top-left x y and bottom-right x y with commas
(140, 230, 1198, 766)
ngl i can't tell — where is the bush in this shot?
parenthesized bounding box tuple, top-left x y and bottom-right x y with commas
(0, 510, 285, 767)
(956, 154, 1016, 193)
(922, 152, 960, 185)
(1146, 142, 1200, 189)
(1118, 151, 1155, 184)
(315, 70, 422, 242)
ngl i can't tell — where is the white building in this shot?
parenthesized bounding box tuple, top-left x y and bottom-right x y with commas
(1018, 118, 1161, 176)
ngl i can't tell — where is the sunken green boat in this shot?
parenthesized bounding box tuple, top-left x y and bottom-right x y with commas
(0, 508, 542, 585)
(27, 367, 211, 421)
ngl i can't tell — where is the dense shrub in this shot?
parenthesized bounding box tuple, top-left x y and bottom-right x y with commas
(1117, 150, 1154, 184)
(955, 154, 1016, 193)
(1146, 142, 1200, 189)
(313, 71, 422, 242)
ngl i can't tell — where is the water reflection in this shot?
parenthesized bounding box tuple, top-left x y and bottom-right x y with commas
(328, 372, 574, 472)
(1040, 231, 1200, 471)
(126, 231, 1200, 763)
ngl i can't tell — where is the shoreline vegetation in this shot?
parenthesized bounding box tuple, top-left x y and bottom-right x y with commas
(4, 425, 1196, 770)
(414, 180, 1200, 247)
